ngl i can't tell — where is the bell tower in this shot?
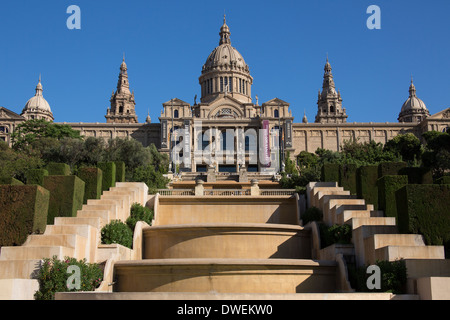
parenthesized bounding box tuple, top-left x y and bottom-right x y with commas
(106, 56, 138, 124)
(315, 57, 348, 124)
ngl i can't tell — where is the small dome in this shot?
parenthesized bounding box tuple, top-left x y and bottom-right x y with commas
(22, 78, 52, 115)
(398, 79, 430, 123)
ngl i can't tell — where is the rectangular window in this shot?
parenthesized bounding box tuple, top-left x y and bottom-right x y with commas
(220, 77, 224, 92)
(229, 77, 232, 92)
(239, 79, 242, 93)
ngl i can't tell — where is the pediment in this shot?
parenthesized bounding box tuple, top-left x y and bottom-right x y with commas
(262, 97, 290, 106)
(207, 96, 245, 119)
(0, 107, 25, 120)
(162, 98, 191, 106)
(427, 107, 450, 120)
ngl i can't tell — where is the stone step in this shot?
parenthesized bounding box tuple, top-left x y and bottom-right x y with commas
(76, 209, 110, 226)
(369, 234, 426, 249)
(44, 224, 98, 263)
(23, 234, 87, 260)
(87, 198, 127, 221)
(323, 198, 366, 225)
(311, 188, 347, 208)
(347, 217, 396, 229)
(0, 279, 40, 300)
(374, 245, 445, 264)
(0, 260, 42, 279)
(54, 216, 103, 229)
(82, 204, 117, 220)
(0, 245, 75, 261)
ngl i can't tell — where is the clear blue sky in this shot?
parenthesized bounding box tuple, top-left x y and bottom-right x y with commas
(1, 0, 449, 124)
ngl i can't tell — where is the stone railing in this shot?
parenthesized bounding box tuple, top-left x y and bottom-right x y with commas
(202, 189, 251, 196)
(157, 189, 195, 196)
(157, 180, 296, 197)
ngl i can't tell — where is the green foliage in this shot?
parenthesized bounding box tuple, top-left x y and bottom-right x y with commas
(77, 167, 102, 204)
(0, 185, 50, 246)
(43, 175, 85, 224)
(301, 206, 323, 225)
(297, 151, 319, 169)
(339, 163, 358, 195)
(114, 161, 126, 182)
(378, 161, 407, 177)
(319, 223, 352, 248)
(356, 165, 379, 210)
(11, 119, 81, 151)
(100, 220, 133, 249)
(284, 151, 298, 175)
(0, 141, 43, 183)
(126, 203, 154, 231)
(340, 139, 398, 166)
(97, 162, 116, 192)
(132, 164, 169, 194)
(384, 133, 423, 163)
(46, 162, 71, 176)
(421, 131, 450, 178)
(34, 256, 103, 300)
(25, 169, 49, 186)
(350, 260, 407, 294)
(396, 184, 450, 258)
(0, 177, 24, 185)
(321, 163, 340, 183)
(377, 175, 408, 220)
(398, 166, 433, 184)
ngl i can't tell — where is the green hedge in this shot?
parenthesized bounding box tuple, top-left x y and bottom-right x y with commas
(0, 185, 50, 246)
(97, 162, 116, 192)
(321, 163, 340, 184)
(46, 162, 71, 176)
(339, 164, 357, 195)
(357, 165, 379, 210)
(378, 162, 407, 178)
(114, 161, 126, 183)
(377, 175, 408, 220)
(43, 175, 85, 224)
(436, 176, 450, 185)
(0, 177, 24, 185)
(77, 167, 102, 204)
(398, 167, 433, 184)
(396, 184, 450, 258)
(25, 169, 49, 186)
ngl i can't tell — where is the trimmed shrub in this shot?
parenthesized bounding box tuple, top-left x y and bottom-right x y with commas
(77, 167, 102, 204)
(126, 203, 154, 231)
(339, 163, 358, 195)
(114, 161, 126, 183)
(0, 185, 49, 246)
(357, 165, 379, 210)
(396, 184, 450, 258)
(46, 162, 71, 176)
(0, 177, 24, 185)
(319, 223, 352, 248)
(43, 175, 85, 224)
(377, 175, 408, 220)
(321, 163, 340, 184)
(351, 259, 407, 294)
(101, 220, 133, 249)
(398, 167, 433, 184)
(301, 206, 323, 225)
(25, 169, 49, 186)
(34, 256, 103, 300)
(435, 176, 450, 184)
(97, 162, 116, 192)
(378, 161, 407, 178)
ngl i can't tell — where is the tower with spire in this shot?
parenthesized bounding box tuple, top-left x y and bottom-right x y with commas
(398, 77, 430, 123)
(106, 56, 138, 124)
(21, 75, 54, 122)
(315, 57, 347, 124)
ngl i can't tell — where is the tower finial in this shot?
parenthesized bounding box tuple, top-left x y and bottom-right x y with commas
(123, 52, 125, 62)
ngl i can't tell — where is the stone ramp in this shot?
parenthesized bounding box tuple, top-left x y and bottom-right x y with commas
(0, 182, 148, 300)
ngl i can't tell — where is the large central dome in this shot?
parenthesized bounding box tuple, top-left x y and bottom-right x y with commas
(199, 16, 253, 104)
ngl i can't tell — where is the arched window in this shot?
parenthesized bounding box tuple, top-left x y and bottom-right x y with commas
(330, 105, 335, 113)
(174, 109, 179, 118)
(274, 109, 279, 118)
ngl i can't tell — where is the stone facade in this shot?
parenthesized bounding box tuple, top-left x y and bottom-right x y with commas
(1, 18, 450, 172)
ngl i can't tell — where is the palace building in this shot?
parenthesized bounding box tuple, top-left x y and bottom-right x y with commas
(1, 17, 449, 173)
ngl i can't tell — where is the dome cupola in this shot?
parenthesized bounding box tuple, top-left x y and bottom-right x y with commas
(398, 77, 430, 123)
(21, 76, 54, 121)
(199, 16, 253, 104)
